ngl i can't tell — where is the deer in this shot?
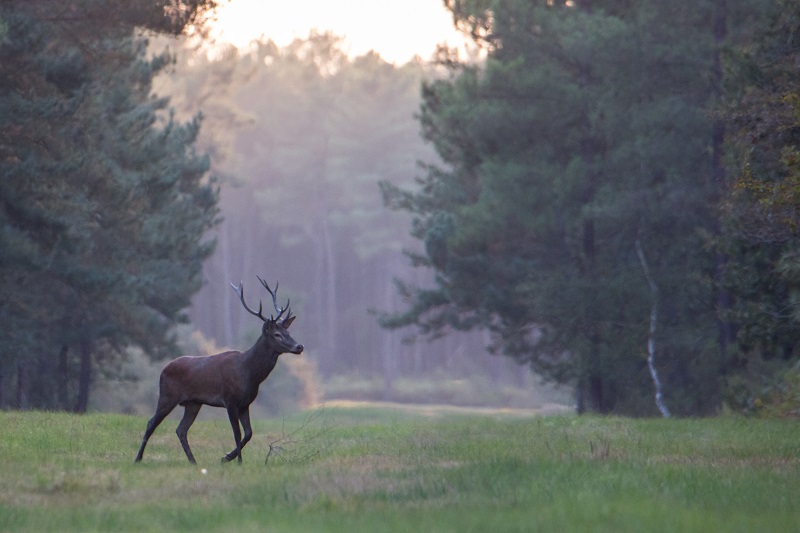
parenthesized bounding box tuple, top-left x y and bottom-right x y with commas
(134, 277, 303, 464)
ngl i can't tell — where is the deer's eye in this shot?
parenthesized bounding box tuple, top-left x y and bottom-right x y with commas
(274, 332, 282, 339)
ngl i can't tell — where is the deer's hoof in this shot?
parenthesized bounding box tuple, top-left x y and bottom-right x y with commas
(221, 455, 232, 463)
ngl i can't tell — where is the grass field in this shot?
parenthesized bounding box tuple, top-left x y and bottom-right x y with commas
(0, 406, 798, 532)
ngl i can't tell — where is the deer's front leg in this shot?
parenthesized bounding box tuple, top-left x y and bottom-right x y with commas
(223, 406, 243, 464)
(222, 407, 253, 462)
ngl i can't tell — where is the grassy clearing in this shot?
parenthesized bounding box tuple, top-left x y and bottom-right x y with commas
(0, 407, 798, 532)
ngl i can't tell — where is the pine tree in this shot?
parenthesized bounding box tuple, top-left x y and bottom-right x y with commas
(0, 2, 219, 410)
(718, 0, 800, 410)
(382, 0, 768, 414)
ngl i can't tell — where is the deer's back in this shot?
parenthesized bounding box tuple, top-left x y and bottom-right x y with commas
(160, 351, 243, 407)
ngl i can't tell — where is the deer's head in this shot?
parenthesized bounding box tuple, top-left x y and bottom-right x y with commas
(231, 277, 304, 355)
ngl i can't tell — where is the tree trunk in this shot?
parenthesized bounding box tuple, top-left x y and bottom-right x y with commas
(220, 222, 235, 347)
(636, 238, 670, 418)
(57, 345, 69, 410)
(576, 373, 606, 413)
(74, 337, 92, 413)
(577, 215, 602, 414)
(16, 361, 28, 410)
(589, 375, 605, 412)
(313, 133, 338, 376)
(381, 273, 397, 400)
(321, 216, 338, 366)
(576, 380, 585, 414)
(712, 0, 735, 362)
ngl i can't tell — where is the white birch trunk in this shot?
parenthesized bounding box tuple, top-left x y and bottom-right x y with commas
(635, 238, 671, 418)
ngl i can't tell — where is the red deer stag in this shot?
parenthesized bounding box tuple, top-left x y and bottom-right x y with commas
(135, 277, 303, 464)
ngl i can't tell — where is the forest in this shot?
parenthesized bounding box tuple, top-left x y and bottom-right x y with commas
(1, 0, 799, 417)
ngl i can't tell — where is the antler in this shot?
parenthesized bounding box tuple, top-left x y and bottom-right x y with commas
(257, 276, 291, 322)
(230, 281, 267, 322)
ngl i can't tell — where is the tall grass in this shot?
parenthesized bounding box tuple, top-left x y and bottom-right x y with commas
(0, 408, 798, 532)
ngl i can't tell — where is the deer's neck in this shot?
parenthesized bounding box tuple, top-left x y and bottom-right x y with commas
(242, 335, 280, 384)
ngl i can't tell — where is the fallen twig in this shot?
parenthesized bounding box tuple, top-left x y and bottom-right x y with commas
(264, 406, 333, 465)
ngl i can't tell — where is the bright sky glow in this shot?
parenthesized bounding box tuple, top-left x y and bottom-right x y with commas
(208, 0, 466, 64)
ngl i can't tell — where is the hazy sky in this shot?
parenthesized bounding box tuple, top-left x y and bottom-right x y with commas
(208, 0, 465, 64)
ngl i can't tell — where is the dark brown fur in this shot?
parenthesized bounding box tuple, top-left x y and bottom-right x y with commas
(135, 280, 302, 464)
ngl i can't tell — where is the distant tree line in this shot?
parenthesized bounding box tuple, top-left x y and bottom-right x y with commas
(163, 33, 523, 400)
(381, 0, 800, 415)
(0, 1, 220, 410)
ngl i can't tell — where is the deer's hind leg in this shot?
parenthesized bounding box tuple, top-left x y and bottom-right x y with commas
(176, 402, 202, 464)
(135, 395, 179, 462)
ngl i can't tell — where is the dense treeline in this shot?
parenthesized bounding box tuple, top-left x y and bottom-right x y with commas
(0, 1, 220, 410)
(382, 0, 800, 415)
(2, 0, 798, 416)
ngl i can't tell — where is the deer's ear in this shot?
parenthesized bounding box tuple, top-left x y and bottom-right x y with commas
(282, 315, 296, 329)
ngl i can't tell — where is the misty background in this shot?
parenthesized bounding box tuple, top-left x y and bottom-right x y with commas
(96, 33, 568, 415)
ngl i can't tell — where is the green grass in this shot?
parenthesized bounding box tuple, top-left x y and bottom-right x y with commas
(0, 407, 798, 532)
